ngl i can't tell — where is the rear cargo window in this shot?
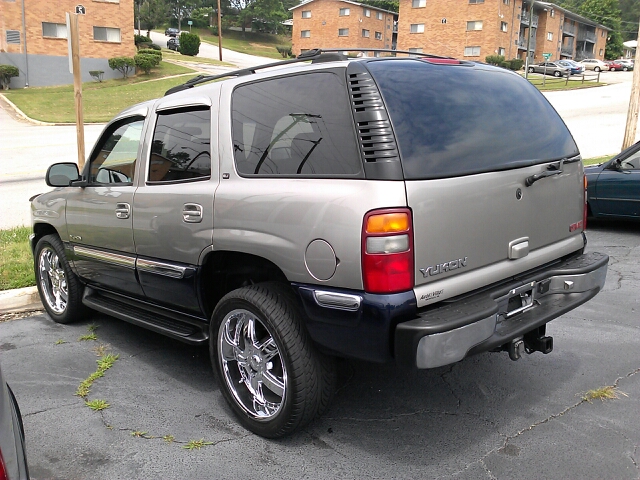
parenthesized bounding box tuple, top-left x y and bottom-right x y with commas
(365, 59, 578, 180)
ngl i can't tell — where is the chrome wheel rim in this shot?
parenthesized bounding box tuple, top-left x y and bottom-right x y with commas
(38, 246, 68, 314)
(218, 309, 286, 420)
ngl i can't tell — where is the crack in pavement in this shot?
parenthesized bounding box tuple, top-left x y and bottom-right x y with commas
(22, 402, 79, 417)
(441, 364, 462, 408)
(480, 458, 498, 480)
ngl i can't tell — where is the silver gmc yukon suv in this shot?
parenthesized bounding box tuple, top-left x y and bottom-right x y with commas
(30, 49, 609, 438)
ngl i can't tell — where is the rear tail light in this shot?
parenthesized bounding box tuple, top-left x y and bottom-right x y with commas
(583, 175, 588, 231)
(0, 448, 7, 480)
(362, 208, 414, 294)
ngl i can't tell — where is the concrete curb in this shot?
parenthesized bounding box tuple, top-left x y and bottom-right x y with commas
(0, 286, 42, 314)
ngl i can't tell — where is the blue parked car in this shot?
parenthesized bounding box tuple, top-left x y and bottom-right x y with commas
(586, 140, 640, 219)
(556, 60, 584, 75)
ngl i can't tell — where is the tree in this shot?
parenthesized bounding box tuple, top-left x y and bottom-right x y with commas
(138, 0, 170, 35)
(167, 0, 201, 31)
(576, 0, 624, 59)
(619, 0, 640, 41)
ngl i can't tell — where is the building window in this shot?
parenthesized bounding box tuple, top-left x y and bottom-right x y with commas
(501, 21, 508, 32)
(412, 0, 426, 7)
(467, 21, 483, 31)
(410, 23, 425, 33)
(498, 47, 505, 56)
(503, 0, 509, 4)
(301, 30, 310, 38)
(408, 48, 423, 53)
(469, 0, 484, 3)
(338, 28, 349, 36)
(376, 11, 383, 20)
(599, 48, 604, 55)
(550, 9, 555, 17)
(547, 32, 553, 41)
(339, 8, 349, 16)
(301, 10, 311, 18)
(42, 22, 68, 39)
(375, 31, 382, 40)
(601, 30, 606, 37)
(464, 46, 481, 56)
(362, 29, 370, 38)
(363, 8, 371, 17)
(93, 26, 121, 42)
(6, 30, 21, 44)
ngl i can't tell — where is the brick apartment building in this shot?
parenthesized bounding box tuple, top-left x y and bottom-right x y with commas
(395, 0, 608, 63)
(290, 0, 398, 57)
(0, 0, 135, 88)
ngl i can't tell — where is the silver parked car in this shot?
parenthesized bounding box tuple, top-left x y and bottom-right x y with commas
(527, 61, 570, 77)
(0, 363, 29, 480)
(31, 48, 608, 438)
(579, 58, 608, 72)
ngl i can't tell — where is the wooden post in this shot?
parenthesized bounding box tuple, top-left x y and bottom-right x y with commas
(622, 18, 640, 150)
(217, 0, 223, 61)
(68, 13, 86, 170)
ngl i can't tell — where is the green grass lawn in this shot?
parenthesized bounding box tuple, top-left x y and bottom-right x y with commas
(583, 155, 613, 166)
(3, 61, 199, 123)
(0, 227, 35, 291)
(190, 28, 291, 59)
(162, 49, 235, 66)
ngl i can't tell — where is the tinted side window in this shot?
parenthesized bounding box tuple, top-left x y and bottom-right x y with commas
(149, 108, 211, 183)
(232, 71, 363, 177)
(89, 117, 144, 185)
(366, 60, 579, 180)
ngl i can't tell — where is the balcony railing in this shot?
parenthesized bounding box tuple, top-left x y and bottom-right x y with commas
(521, 13, 539, 28)
(562, 23, 575, 36)
(561, 45, 574, 56)
(517, 37, 536, 50)
(578, 30, 596, 43)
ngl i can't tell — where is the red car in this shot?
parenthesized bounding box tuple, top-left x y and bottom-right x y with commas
(605, 60, 623, 71)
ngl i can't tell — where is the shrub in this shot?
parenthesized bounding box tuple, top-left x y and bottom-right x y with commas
(179, 33, 201, 56)
(134, 33, 150, 45)
(276, 46, 292, 58)
(508, 58, 524, 71)
(89, 70, 104, 82)
(148, 43, 161, 51)
(210, 25, 218, 36)
(485, 55, 505, 66)
(0, 64, 19, 89)
(108, 57, 135, 78)
(138, 48, 162, 59)
(134, 53, 161, 74)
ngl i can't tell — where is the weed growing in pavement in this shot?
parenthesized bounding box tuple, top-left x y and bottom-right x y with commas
(93, 344, 110, 356)
(85, 399, 110, 411)
(183, 439, 214, 450)
(163, 435, 175, 443)
(79, 333, 98, 341)
(131, 431, 148, 438)
(583, 386, 627, 403)
(55, 339, 67, 345)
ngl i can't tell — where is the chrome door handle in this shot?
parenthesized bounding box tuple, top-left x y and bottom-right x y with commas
(183, 203, 203, 223)
(115, 203, 131, 219)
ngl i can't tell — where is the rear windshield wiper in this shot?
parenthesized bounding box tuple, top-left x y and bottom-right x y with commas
(525, 156, 580, 187)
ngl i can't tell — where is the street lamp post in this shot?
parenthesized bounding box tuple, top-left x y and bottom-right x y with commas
(524, 0, 535, 79)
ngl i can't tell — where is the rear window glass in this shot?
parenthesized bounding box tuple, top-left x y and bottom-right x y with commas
(365, 59, 578, 180)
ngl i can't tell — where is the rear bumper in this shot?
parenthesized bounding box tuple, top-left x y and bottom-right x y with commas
(394, 251, 609, 369)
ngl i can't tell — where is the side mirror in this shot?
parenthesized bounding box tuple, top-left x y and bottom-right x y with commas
(46, 162, 80, 187)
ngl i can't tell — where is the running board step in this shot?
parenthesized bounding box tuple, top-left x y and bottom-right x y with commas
(82, 289, 208, 345)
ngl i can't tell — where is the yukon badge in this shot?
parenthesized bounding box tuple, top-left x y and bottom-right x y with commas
(420, 257, 468, 278)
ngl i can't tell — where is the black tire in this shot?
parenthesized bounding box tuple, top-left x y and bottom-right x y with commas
(528, 67, 535, 73)
(554, 70, 561, 77)
(623, 67, 629, 71)
(210, 282, 334, 438)
(34, 234, 86, 324)
(595, 67, 601, 72)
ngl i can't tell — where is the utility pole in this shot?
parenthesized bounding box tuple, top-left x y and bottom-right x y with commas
(622, 17, 640, 150)
(217, 0, 223, 61)
(67, 13, 85, 171)
(524, 0, 535, 79)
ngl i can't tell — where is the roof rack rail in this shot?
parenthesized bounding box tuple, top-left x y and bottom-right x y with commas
(163, 48, 458, 96)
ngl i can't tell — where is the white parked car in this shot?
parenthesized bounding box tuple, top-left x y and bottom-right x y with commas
(579, 58, 608, 72)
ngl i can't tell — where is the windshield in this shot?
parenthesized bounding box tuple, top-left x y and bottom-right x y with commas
(365, 59, 579, 180)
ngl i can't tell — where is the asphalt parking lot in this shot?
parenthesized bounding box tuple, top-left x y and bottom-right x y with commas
(1, 220, 638, 480)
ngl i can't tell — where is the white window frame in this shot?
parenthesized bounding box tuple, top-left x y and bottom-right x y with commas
(375, 31, 382, 40)
(338, 28, 349, 36)
(362, 29, 370, 38)
(410, 23, 425, 34)
(93, 26, 121, 43)
(464, 46, 481, 56)
(467, 21, 483, 31)
(501, 21, 508, 32)
(301, 29, 310, 38)
(339, 8, 350, 16)
(376, 11, 383, 20)
(498, 47, 505, 56)
(412, 0, 426, 7)
(301, 10, 311, 18)
(363, 8, 371, 17)
(547, 31, 553, 41)
(42, 22, 68, 39)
